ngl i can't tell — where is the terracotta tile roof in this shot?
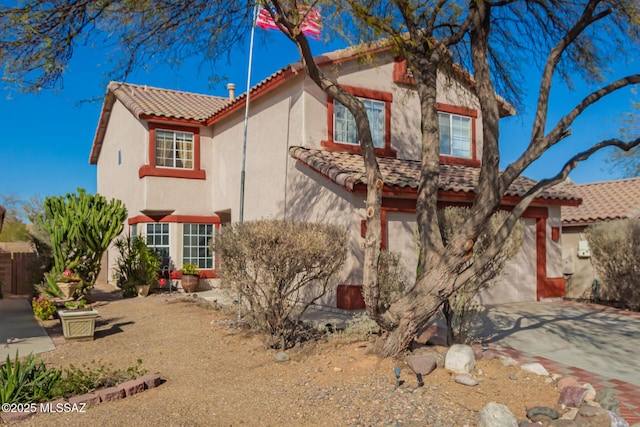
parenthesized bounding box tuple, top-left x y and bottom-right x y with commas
(289, 146, 578, 202)
(561, 177, 640, 226)
(108, 82, 230, 122)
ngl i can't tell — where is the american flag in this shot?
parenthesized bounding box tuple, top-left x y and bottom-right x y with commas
(256, 6, 322, 40)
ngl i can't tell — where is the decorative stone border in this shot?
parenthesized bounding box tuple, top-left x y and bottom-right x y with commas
(0, 374, 162, 424)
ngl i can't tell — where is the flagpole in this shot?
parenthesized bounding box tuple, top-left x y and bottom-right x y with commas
(237, 4, 259, 321)
(239, 4, 259, 226)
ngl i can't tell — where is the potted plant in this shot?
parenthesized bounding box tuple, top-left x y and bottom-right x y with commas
(180, 262, 200, 293)
(64, 299, 87, 310)
(112, 235, 161, 297)
(46, 268, 82, 298)
(58, 305, 99, 341)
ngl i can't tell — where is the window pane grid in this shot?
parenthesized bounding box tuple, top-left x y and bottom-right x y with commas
(155, 129, 194, 169)
(146, 223, 170, 266)
(438, 112, 471, 158)
(182, 224, 214, 269)
(334, 98, 385, 148)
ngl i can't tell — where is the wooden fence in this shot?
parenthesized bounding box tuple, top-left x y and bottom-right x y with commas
(0, 252, 37, 296)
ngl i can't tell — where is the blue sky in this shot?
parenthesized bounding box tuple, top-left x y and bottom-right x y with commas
(0, 28, 637, 206)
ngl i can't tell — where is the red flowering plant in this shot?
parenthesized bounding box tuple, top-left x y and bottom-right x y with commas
(49, 268, 81, 283)
(32, 296, 57, 321)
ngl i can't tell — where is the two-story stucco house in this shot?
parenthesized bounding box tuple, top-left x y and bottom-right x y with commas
(89, 43, 578, 306)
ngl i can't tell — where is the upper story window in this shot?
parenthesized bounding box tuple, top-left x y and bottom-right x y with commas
(139, 123, 205, 180)
(439, 112, 471, 158)
(436, 103, 479, 167)
(323, 85, 396, 157)
(334, 98, 385, 148)
(155, 129, 194, 169)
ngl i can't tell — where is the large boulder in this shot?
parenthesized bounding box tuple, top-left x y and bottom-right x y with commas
(445, 344, 476, 374)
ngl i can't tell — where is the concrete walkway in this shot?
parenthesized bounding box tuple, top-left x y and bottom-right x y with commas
(0, 298, 55, 361)
(472, 300, 640, 422)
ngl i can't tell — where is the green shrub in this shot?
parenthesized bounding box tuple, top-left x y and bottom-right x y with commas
(587, 219, 640, 311)
(215, 220, 347, 349)
(0, 352, 61, 404)
(112, 235, 160, 297)
(0, 353, 146, 404)
(50, 360, 146, 397)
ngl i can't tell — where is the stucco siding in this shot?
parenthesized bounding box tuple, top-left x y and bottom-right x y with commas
(211, 76, 305, 221)
(562, 226, 596, 299)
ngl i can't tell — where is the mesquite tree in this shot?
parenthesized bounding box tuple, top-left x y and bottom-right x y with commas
(266, 0, 640, 356)
(2, 0, 638, 356)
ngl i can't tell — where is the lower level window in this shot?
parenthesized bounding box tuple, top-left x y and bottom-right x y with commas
(183, 224, 214, 269)
(146, 223, 170, 266)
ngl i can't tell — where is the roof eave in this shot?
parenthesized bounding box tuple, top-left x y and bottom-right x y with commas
(89, 91, 116, 165)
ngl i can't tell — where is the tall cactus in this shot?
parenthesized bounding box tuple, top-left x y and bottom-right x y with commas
(40, 189, 127, 291)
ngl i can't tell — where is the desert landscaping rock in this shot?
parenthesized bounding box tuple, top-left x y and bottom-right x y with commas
(502, 356, 520, 367)
(596, 389, 621, 414)
(455, 373, 479, 386)
(559, 385, 588, 407)
(574, 405, 617, 427)
(521, 362, 549, 376)
(274, 351, 290, 362)
(558, 376, 581, 391)
(527, 406, 560, 422)
(445, 344, 476, 374)
(477, 402, 518, 427)
(405, 354, 437, 375)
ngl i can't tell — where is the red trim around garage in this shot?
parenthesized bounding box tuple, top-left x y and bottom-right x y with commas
(380, 199, 564, 300)
(139, 123, 206, 180)
(536, 217, 565, 300)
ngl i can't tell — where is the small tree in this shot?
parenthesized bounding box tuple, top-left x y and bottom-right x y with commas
(215, 220, 348, 349)
(39, 189, 127, 292)
(437, 208, 524, 344)
(586, 219, 640, 311)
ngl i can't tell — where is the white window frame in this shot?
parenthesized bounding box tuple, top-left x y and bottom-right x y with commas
(182, 224, 215, 269)
(333, 98, 385, 148)
(439, 112, 472, 158)
(145, 223, 170, 266)
(155, 129, 194, 169)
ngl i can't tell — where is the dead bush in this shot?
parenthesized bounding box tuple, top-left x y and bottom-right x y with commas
(214, 220, 347, 349)
(377, 250, 411, 308)
(586, 219, 640, 311)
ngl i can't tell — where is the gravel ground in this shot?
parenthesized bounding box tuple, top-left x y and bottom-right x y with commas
(13, 283, 559, 427)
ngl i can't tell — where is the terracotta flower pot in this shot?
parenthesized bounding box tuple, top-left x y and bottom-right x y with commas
(181, 274, 199, 293)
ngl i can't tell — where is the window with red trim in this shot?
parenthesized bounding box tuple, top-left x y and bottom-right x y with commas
(436, 103, 479, 167)
(323, 85, 396, 157)
(139, 123, 205, 179)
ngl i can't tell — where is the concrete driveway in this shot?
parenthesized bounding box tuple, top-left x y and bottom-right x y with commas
(472, 300, 640, 387)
